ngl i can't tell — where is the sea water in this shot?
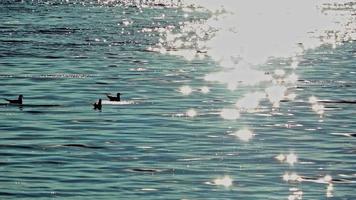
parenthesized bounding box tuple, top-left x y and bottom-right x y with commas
(0, 0, 355, 199)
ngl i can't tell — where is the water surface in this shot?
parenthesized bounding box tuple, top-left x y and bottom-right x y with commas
(1, 1, 355, 199)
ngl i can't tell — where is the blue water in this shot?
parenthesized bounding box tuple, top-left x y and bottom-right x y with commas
(1, 1, 355, 199)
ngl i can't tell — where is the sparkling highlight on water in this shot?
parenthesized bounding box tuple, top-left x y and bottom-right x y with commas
(265, 85, 287, 107)
(283, 172, 302, 182)
(286, 153, 298, 166)
(230, 128, 254, 142)
(235, 92, 265, 111)
(186, 109, 197, 118)
(308, 96, 325, 117)
(213, 176, 233, 187)
(275, 153, 298, 166)
(180, 85, 193, 95)
(220, 108, 240, 120)
(3, 0, 355, 199)
(199, 86, 210, 94)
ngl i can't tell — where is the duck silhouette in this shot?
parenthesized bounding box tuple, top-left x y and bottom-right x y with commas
(93, 99, 102, 110)
(106, 93, 121, 101)
(4, 95, 23, 104)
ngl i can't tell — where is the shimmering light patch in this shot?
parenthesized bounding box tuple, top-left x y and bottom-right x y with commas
(274, 69, 286, 77)
(286, 93, 297, 101)
(283, 173, 290, 182)
(230, 128, 254, 142)
(186, 109, 197, 118)
(173, 113, 185, 117)
(265, 85, 287, 107)
(290, 59, 299, 69)
(309, 96, 325, 117)
(285, 73, 299, 84)
(286, 153, 298, 166)
(312, 104, 325, 116)
(122, 20, 132, 27)
(200, 86, 210, 94)
(213, 176, 233, 187)
(168, 49, 196, 61)
(227, 82, 237, 91)
(181, 0, 355, 66)
(129, 67, 147, 72)
(324, 175, 333, 183)
(235, 92, 265, 110)
(288, 189, 303, 200)
(283, 172, 302, 182)
(141, 188, 158, 191)
(326, 183, 334, 198)
(308, 96, 318, 104)
(275, 153, 298, 165)
(205, 67, 272, 89)
(275, 154, 286, 162)
(179, 85, 193, 95)
(220, 108, 240, 120)
(137, 146, 152, 149)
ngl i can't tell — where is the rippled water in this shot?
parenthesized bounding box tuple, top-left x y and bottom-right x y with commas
(1, 1, 355, 199)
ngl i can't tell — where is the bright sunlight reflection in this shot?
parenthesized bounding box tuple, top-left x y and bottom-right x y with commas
(235, 92, 265, 111)
(220, 108, 240, 120)
(186, 109, 197, 118)
(275, 153, 298, 166)
(230, 128, 254, 142)
(180, 85, 193, 95)
(213, 176, 233, 187)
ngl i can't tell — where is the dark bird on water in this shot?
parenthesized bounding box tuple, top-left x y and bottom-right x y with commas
(106, 93, 121, 101)
(93, 99, 102, 110)
(4, 95, 23, 104)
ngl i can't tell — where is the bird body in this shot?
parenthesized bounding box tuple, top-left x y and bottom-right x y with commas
(93, 99, 102, 110)
(106, 93, 121, 101)
(4, 95, 23, 104)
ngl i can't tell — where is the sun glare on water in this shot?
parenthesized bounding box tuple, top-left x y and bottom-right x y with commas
(150, 0, 354, 198)
(230, 128, 254, 142)
(180, 85, 193, 95)
(220, 108, 240, 120)
(186, 108, 198, 118)
(213, 176, 233, 187)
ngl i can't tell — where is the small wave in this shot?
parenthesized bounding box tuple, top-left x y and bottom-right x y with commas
(318, 100, 356, 104)
(301, 176, 355, 184)
(126, 168, 166, 173)
(140, 188, 158, 192)
(0, 73, 91, 79)
(330, 132, 356, 137)
(177, 157, 212, 161)
(49, 144, 103, 149)
(0, 104, 62, 107)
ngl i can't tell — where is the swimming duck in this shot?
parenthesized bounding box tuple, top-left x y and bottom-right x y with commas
(106, 93, 121, 101)
(93, 99, 102, 110)
(4, 95, 23, 104)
